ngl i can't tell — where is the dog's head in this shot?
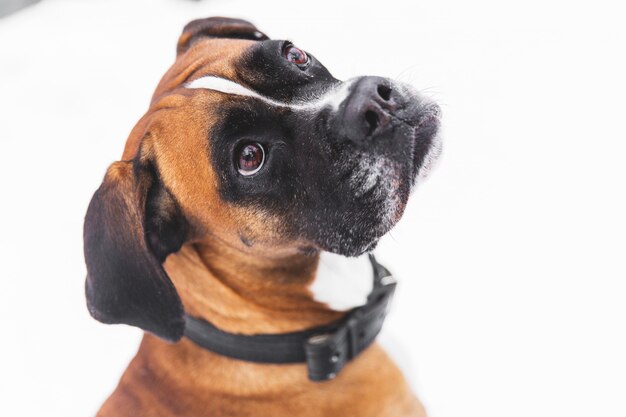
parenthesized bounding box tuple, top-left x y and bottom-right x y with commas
(84, 17, 441, 341)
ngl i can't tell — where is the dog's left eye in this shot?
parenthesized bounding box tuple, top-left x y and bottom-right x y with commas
(237, 143, 265, 176)
(283, 44, 309, 67)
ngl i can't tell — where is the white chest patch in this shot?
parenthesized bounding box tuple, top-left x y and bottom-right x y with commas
(309, 252, 374, 311)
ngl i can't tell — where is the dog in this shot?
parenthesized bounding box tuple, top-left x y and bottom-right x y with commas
(84, 17, 441, 417)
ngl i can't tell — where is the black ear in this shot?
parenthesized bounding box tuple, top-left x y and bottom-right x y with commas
(84, 156, 187, 342)
(177, 16, 269, 55)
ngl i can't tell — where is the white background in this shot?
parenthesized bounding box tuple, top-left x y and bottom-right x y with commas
(1, 0, 625, 416)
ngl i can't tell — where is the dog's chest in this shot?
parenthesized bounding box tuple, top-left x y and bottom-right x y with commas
(309, 252, 374, 311)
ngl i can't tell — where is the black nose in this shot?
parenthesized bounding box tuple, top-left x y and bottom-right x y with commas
(341, 76, 399, 144)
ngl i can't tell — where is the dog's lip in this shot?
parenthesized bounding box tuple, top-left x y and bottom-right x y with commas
(416, 102, 442, 129)
(410, 112, 440, 144)
(392, 100, 441, 137)
(408, 104, 441, 177)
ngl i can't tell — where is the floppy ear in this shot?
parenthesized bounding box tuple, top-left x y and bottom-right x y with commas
(84, 155, 187, 342)
(177, 16, 269, 55)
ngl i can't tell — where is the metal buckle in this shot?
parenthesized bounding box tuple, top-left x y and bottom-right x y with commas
(346, 316, 359, 359)
(305, 331, 340, 381)
(304, 272, 397, 382)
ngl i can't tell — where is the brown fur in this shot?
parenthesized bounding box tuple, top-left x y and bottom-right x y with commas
(98, 244, 425, 417)
(94, 29, 426, 417)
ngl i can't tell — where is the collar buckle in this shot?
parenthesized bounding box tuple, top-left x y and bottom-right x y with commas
(304, 272, 396, 381)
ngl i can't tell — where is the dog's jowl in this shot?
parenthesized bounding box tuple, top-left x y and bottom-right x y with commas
(84, 17, 440, 417)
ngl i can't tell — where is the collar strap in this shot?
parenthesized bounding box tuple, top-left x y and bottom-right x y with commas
(183, 254, 396, 382)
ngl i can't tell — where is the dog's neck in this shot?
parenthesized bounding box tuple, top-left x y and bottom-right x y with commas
(164, 241, 346, 335)
(110, 242, 420, 414)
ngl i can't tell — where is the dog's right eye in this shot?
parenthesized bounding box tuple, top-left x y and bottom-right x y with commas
(283, 43, 309, 68)
(237, 143, 265, 176)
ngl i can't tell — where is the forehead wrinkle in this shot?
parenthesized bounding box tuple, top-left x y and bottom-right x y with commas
(186, 75, 288, 107)
(187, 76, 265, 99)
(153, 38, 255, 101)
(183, 38, 256, 79)
(185, 75, 352, 113)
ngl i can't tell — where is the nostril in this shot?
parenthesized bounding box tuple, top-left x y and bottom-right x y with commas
(365, 110, 379, 136)
(377, 84, 392, 101)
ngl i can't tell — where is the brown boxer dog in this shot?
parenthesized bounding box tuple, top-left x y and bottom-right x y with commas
(84, 17, 441, 417)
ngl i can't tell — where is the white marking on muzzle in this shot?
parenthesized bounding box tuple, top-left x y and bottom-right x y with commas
(185, 75, 353, 112)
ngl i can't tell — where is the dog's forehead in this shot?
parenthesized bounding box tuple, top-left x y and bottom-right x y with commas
(120, 38, 255, 158)
(180, 44, 344, 115)
(125, 37, 342, 160)
(152, 38, 256, 98)
(163, 38, 338, 107)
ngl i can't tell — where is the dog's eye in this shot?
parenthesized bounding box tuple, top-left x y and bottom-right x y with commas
(283, 44, 309, 67)
(237, 143, 265, 176)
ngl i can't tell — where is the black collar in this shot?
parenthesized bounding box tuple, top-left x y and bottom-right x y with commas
(183, 254, 396, 381)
